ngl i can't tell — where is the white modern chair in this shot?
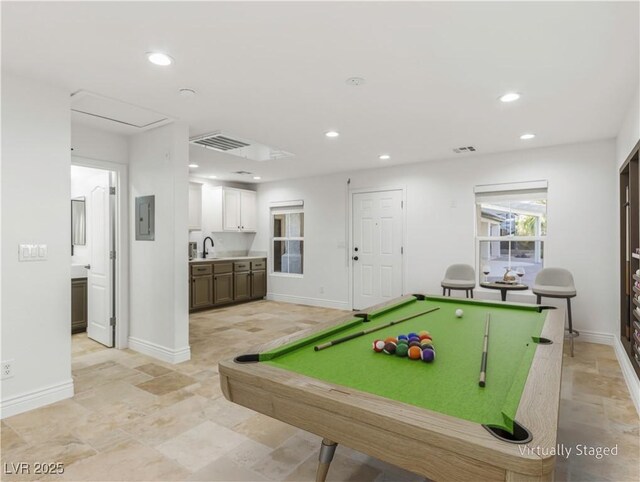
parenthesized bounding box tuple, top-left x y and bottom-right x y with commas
(532, 268, 579, 356)
(441, 264, 476, 298)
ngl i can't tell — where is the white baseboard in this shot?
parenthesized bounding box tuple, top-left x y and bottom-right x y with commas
(613, 337, 640, 416)
(579, 330, 615, 345)
(128, 337, 191, 364)
(0, 379, 74, 419)
(266, 293, 350, 310)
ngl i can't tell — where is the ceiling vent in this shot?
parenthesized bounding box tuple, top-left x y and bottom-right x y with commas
(190, 131, 294, 162)
(70, 90, 173, 132)
(453, 146, 477, 153)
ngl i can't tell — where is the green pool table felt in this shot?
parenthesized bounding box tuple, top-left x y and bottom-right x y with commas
(260, 296, 547, 433)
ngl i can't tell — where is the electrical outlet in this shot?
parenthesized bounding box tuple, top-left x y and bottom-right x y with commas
(1, 360, 14, 380)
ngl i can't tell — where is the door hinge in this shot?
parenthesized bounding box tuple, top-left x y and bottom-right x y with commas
(109, 316, 116, 326)
(401, 201, 404, 209)
(401, 246, 404, 254)
(109, 187, 116, 195)
(110, 251, 116, 260)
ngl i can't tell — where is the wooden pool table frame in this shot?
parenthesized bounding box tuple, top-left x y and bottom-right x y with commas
(219, 295, 565, 482)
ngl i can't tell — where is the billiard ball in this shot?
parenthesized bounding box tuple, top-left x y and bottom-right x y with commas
(420, 348, 435, 362)
(383, 342, 397, 355)
(372, 340, 385, 352)
(385, 336, 398, 344)
(408, 340, 422, 348)
(455, 309, 464, 318)
(420, 342, 434, 350)
(408, 346, 422, 360)
(408, 332, 419, 339)
(397, 334, 408, 342)
(395, 344, 408, 357)
(418, 330, 431, 340)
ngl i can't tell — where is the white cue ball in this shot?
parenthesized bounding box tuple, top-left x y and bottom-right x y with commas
(455, 309, 464, 318)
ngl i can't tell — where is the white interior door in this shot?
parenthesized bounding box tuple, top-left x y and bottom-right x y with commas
(88, 183, 113, 347)
(352, 190, 403, 310)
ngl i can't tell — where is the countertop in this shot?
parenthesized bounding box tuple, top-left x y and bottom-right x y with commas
(189, 256, 266, 263)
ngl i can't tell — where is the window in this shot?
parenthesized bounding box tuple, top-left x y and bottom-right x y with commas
(272, 207, 304, 275)
(475, 181, 547, 286)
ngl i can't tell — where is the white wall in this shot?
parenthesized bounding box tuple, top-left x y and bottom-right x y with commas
(255, 139, 618, 336)
(616, 86, 640, 168)
(71, 122, 129, 164)
(188, 178, 257, 258)
(128, 123, 190, 363)
(1, 74, 73, 417)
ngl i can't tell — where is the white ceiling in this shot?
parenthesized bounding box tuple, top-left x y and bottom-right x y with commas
(3, 2, 638, 183)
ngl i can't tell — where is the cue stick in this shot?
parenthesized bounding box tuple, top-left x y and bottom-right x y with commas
(479, 313, 490, 387)
(314, 307, 440, 351)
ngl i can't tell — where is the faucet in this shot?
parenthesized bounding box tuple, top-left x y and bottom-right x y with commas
(203, 236, 214, 258)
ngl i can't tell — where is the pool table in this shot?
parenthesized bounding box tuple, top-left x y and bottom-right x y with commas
(219, 295, 564, 482)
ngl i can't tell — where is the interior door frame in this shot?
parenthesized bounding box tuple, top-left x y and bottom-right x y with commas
(348, 186, 407, 310)
(71, 156, 129, 349)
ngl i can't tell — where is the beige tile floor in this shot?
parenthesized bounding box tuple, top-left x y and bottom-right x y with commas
(1, 300, 639, 481)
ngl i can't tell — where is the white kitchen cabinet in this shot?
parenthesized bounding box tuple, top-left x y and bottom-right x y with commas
(240, 190, 257, 231)
(223, 188, 240, 231)
(188, 182, 202, 231)
(210, 186, 257, 232)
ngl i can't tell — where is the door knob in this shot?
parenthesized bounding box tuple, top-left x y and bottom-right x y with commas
(352, 256, 359, 261)
(84, 264, 91, 269)
(354, 247, 359, 252)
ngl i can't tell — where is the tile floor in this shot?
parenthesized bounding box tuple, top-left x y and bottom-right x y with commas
(1, 300, 639, 481)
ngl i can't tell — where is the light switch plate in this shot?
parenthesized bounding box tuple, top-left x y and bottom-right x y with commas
(19, 244, 47, 261)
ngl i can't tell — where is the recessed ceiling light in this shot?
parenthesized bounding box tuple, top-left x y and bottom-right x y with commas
(346, 77, 366, 86)
(179, 88, 196, 98)
(188, 163, 199, 168)
(325, 131, 340, 138)
(379, 154, 391, 160)
(520, 133, 536, 140)
(253, 176, 261, 180)
(147, 52, 173, 66)
(209, 175, 217, 179)
(499, 92, 521, 103)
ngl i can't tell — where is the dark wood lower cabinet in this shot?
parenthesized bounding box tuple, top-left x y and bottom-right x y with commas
(71, 278, 88, 333)
(251, 270, 266, 299)
(234, 271, 251, 301)
(189, 258, 267, 312)
(192, 275, 214, 309)
(214, 273, 234, 304)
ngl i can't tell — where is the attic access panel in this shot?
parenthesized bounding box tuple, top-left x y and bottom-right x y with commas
(71, 91, 173, 131)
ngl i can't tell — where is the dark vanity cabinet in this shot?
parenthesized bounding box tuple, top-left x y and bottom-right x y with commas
(71, 278, 88, 333)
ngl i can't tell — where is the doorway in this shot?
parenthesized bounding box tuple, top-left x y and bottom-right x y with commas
(71, 164, 118, 347)
(351, 189, 404, 310)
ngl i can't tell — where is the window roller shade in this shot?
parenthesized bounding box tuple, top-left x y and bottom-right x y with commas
(474, 181, 547, 204)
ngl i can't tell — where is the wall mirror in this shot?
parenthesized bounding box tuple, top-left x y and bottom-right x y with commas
(71, 197, 86, 248)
